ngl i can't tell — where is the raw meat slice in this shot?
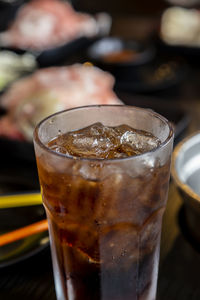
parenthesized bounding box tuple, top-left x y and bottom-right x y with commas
(0, 0, 99, 50)
(0, 64, 121, 141)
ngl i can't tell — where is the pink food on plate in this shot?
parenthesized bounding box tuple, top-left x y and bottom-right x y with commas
(0, 64, 121, 141)
(0, 0, 99, 50)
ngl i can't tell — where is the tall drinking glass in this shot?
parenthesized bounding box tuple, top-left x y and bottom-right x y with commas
(33, 105, 174, 300)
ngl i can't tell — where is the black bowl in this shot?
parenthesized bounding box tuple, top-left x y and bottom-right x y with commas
(0, 201, 48, 268)
(0, 36, 97, 68)
(36, 36, 98, 67)
(114, 55, 188, 94)
(87, 37, 156, 68)
(0, 168, 48, 268)
(156, 36, 200, 65)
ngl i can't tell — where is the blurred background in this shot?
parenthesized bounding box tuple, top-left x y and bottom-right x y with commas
(0, 0, 200, 299)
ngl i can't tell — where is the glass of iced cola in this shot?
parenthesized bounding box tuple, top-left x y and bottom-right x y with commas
(33, 105, 174, 300)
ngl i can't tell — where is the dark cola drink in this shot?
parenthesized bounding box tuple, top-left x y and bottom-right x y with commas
(34, 106, 173, 300)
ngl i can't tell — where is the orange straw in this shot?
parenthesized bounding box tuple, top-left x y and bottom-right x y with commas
(0, 219, 48, 247)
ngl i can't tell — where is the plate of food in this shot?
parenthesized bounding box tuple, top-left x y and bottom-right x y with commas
(158, 6, 200, 59)
(0, 0, 112, 66)
(0, 50, 37, 93)
(0, 63, 121, 161)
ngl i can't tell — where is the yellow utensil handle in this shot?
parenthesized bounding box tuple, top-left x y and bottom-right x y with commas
(0, 193, 42, 209)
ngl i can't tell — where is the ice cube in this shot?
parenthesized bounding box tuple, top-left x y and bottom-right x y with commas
(120, 130, 161, 153)
(47, 122, 161, 159)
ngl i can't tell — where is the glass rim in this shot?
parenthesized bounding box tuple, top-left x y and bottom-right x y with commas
(33, 104, 174, 162)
